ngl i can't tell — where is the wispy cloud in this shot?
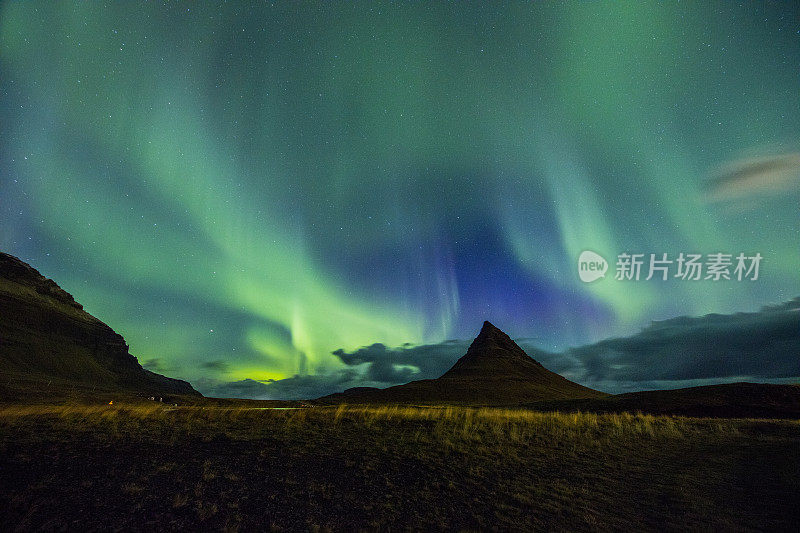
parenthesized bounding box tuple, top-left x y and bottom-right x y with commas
(201, 360, 231, 373)
(704, 152, 800, 202)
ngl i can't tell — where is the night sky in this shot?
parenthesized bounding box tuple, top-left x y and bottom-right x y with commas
(1, 3, 798, 398)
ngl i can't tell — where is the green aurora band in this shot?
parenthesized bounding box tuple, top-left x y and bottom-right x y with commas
(1, 3, 797, 392)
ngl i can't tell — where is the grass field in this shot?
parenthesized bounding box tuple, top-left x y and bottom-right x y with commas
(1, 403, 799, 531)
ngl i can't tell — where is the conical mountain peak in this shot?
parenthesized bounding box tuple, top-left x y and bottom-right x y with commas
(476, 320, 503, 338)
(441, 321, 544, 380)
(472, 320, 517, 346)
(319, 320, 604, 404)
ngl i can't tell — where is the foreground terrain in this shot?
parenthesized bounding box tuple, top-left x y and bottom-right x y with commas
(1, 404, 798, 531)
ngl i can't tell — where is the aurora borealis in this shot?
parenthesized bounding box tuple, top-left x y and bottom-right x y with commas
(1, 3, 798, 398)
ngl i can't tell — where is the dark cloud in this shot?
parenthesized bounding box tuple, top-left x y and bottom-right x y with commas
(333, 340, 470, 382)
(332, 338, 577, 381)
(255, 371, 364, 400)
(201, 360, 230, 373)
(193, 378, 272, 399)
(196, 341, 474, 400)
(565, 298, 800, 391)
(193, 369, 363, 400)
(142, 358, 169, 372)
(193, 298, 800, 399)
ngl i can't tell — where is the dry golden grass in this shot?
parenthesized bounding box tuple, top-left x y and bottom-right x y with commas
(1, 401, 788, 444)
(1, 402, 799, 531)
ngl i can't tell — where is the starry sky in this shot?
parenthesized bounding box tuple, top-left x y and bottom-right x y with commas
(1, 3, 798, 398)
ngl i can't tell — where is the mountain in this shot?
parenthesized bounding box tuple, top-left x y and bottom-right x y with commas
(441, 321, 560, 380)
(525, 382, 800, 419)
(315, 320, 800, 416)
(0, 252, 199, 400)
(317, 321, 605, 405)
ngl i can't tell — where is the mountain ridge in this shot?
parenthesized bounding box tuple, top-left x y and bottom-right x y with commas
(0, 252, 200, 399)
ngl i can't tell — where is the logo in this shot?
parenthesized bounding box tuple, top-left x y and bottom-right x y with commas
(576, 250, 762, 282)
(578, 250, 608, 283)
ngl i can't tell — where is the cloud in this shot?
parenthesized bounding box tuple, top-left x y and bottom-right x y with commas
(192, 297, 800, 399)
(141, 358, 178, 373)
(201, 360, 230, 373)
(192, 341, 473, 400)
(141, 358, 163, 371)
(704, 152, 800, 202)
(332, 340, 471, 382)
(193, 370, 364, 400)
(565, 297, 800, 392)
(193, 378, 272, 399)
(326, 297, 800, 396)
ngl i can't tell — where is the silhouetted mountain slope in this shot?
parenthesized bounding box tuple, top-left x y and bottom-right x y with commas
(317, 321, 605, 405)
(0, 252, 199, 399)
(526, 382, 800, 419)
